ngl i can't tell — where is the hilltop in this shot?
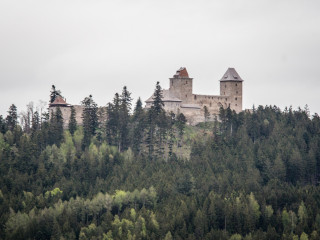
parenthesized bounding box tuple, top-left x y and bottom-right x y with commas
(1, 89, 320, 239)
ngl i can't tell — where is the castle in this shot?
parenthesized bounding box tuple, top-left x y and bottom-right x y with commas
(145, 67, 243, 124)
(49, 67, 243, 126)
(49, 95, 85, 128)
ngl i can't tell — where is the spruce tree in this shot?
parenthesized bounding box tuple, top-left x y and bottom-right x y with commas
(0, 115, 7, 134)
(168, 112, 176, 158)
(48, 107, 64, 146)
(133, 97, 143, 120)
(152, 81, 164, 116)
(146, 81, 167, 159)
(131, 98, 145, 155)
(106, 93, 121, 147)
(55, 107, 64, 144)
(119, 86, 132, 151)
(68, 106, 77, 135)
(31, 111, 40, 134)
(176, 113, 186, 147)
(146, 109, 155, 160)
(81, 95, 98, 148)
(39, 112, 50, 149)
(6, 104, 18, 131)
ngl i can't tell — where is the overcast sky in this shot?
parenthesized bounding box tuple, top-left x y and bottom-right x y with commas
(1, 0, 320, 118)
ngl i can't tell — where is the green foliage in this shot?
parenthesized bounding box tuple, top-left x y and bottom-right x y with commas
(44, 187, 63, 199)
(1, 101, 320, 239)
(230, 233, 242, 240)
(204, 105, 210, 122)
(49, 107, 64, 146)
(81, 94, 98, 148)
(6, 104, 18, 131)
(68, 106, 77, 135)
(300, 232, 309, 240)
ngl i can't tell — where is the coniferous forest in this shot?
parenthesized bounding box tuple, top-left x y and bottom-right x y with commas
(1, 84, 320, 240)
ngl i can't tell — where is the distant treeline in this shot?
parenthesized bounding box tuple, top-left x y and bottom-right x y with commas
(0, 84, 320, 239)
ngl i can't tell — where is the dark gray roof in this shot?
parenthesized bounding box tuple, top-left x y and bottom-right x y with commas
(145, 89, 182, 103)
(220, 68, 243, 82)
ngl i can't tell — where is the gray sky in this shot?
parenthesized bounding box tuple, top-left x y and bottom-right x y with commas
(1, 0, 320, 117)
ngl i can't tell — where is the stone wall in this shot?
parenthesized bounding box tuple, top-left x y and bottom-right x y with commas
(169, 77, 193, 103)
(192, 94, 230, 115)
(49, 105, 83, 128)
(163, 101, 182, 112)
(220, 81, 243, 113)
(49, 105, 107, 129)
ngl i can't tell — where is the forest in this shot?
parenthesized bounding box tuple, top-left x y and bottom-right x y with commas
(0, 83, 320, 240)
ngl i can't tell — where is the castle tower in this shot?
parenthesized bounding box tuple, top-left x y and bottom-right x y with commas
(169, 67, 193, 103)
(49, 96, 72, 128)
(220, 68, 243, 113)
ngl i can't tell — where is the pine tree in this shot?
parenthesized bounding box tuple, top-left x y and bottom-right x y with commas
(133, 97, 143, 120)
(55, 107, 64, 145)
(81, 95, 98, 148)
(6, 104, 18, 131)
(106, 93, 121, 147)
(152, 81, 164, 116)
(146, 82, 164, 159)
(219, 106, 226, 133)
(0, 115, 7, 134)
(68, 106, 77, 135)
(49, 85, 62, 103)
(131, 98, 145, 155)
(168, 112, 176, 158)
(176, 113, 186, 148)
(31, 111, 40, 135)
(119, 86, 132, 151)
(49, 107, 64, 146)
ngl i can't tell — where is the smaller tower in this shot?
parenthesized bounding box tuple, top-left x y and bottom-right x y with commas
(220, 68, 243, 112)
(49, 96, 71, 128)
(169, 67, 193, 103)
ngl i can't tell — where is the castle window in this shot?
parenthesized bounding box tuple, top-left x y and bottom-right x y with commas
(225, 85, 226, 88)
(235, 98, 237, 101)
(236, 91, 238, 94)
(194, 95, 197, 100)
(186, 95, 187, 98)
(236, 83, 238, 86)
(225, 98, 227, 101)
(236, 104, 238, 106)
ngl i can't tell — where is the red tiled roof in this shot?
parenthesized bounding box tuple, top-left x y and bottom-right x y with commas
(173, 67, 189, 78)
(50, 95, 68, 106)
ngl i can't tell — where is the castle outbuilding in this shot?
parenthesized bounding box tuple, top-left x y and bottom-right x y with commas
(145, 67, 243, 124)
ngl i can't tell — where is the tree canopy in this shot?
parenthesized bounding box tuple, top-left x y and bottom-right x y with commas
(0, 86, 320, 239)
